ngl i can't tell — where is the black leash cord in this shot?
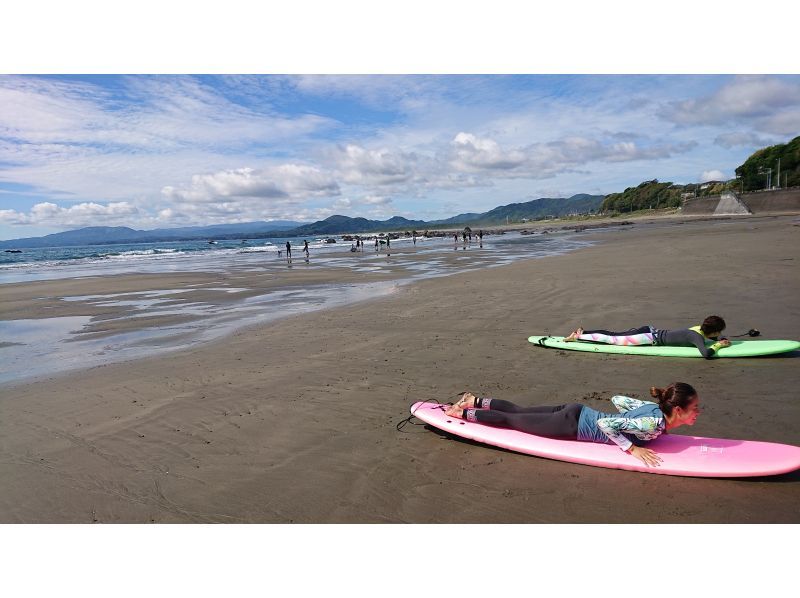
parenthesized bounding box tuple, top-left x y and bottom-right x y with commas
(395, 391, 469, 433)
(728, 328, 761, 338)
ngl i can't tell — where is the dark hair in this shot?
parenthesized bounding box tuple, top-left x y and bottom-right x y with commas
(649, 382, 697, 416)
(701, 315, 726, 335)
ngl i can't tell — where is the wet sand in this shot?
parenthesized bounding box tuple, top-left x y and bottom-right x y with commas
(0, 215, 798, 522)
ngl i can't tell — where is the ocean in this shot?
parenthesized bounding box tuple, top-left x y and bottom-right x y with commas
(0, 230, 592, 385)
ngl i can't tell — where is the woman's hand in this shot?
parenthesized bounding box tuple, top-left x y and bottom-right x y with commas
(628, 446, 662, 467)
(719, 339, 732, 348)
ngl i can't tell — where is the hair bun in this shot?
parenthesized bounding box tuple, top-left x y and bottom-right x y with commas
(649, 386, 662, 399)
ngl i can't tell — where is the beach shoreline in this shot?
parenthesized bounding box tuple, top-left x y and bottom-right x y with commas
(0, 215, 798, 523)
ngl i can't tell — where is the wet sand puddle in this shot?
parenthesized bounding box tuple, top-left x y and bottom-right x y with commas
(0, 232, 591, 385)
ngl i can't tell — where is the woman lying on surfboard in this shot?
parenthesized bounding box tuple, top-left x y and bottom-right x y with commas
(563, 315, 732, 359)
(444, 383, 700, 467)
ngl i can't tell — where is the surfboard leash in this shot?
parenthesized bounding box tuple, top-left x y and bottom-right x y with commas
(728, 328, 761, 338)
(395, 391, 469, 433)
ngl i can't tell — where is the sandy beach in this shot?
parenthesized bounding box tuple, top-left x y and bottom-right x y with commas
(0, 215, 798, 523)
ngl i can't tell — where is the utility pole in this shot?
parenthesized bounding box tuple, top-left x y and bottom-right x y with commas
(776, 158, 781, 189)
(758, 167, 772, 190)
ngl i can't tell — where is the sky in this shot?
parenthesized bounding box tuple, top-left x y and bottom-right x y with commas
(1, 1, 798, 241)
(2, 73, 797, 240)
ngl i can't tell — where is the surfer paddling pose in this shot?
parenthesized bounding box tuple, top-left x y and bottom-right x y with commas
(444, 383, 700, 467)
(563, 315, 731, 359)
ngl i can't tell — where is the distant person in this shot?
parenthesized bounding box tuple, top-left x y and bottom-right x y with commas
(462, 231, 467, 243)
(285, 241, 291, 260)
(445, 382, 701, 467)
(356, 238, 361, 250)
(478, 230, 483, 241)
(454, 233, 458, 243)
(564, 315, 732, 359)
(413, 233, 417, 245)
(386, 236, 390, 249)
(303, 239, 309, 258)
(468, 231, 472, 241)
(375, 238, 379, 250)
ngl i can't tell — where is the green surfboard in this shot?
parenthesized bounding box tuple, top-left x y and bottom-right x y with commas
(527, 335, 800, 358)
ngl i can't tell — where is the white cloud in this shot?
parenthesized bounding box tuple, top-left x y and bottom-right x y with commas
(0, 75, 334, 150)
(445, 133, 697, 180)
(700, 170, 726, 182)
(714, 132, 774, 149)
(0, 75, 337, 206)
(360, 195, 393, 206)
(0, 201, 139, 227)
(450, 132, 526, 171)
(331, 198, 352, 210)
(330, 144, 417, 185)
(162, 165, 340, 203)
(662, 75, 800, 133)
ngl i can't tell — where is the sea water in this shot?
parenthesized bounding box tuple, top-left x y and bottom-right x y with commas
(0, 231, 592, 385)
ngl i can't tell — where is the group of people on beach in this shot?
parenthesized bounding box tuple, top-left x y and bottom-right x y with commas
(281, 240, 310, 262)
(283, 229, 489, 262)
(445, 315, 734, 467)
(453, 229, 483, 243)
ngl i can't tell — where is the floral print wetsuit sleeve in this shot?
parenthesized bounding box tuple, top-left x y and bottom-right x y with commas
(611, 395, 652, 413)
(598, 396, 665, 452)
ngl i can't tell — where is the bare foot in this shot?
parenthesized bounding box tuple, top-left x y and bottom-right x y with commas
(458, 392, 477, 409)
(445, 404, 464, 418)
(564, 327, 583, 342)
(446, 392, 479, 417)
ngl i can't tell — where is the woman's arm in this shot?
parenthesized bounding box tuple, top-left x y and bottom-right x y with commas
(596, 415, 662, 453)
(611, 395, 655, 413)
(598, 414, 665, 467)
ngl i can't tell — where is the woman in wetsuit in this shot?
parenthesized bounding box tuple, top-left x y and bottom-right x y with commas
(563, 315, 732, 358)
(445, 383, 700, 467)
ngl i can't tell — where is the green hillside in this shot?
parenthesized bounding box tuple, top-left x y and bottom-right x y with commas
(601, 135, 800, 213)
(474, 194, 604, 224)
(736, 135, 800, 191)
(600, 180, 685, 213)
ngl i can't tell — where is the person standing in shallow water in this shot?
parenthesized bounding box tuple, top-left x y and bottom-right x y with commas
(303, 239, 309, 259)
(285, 241, 291, 260)
(445, 382, 701, 467)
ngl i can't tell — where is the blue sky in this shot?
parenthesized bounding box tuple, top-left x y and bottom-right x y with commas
(1, 73, 798, 240)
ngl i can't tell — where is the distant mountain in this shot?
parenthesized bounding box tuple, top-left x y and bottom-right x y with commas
(0, 220, 305, 249)
(287, 194, 605, 235)
(289, 215, 428, 236)
(427, 212, 482, 225)
(0, 226, 151, 248)
(0, 194, 604, 248)
(471, 194, 604, 224)
(152, 220, 304, 239)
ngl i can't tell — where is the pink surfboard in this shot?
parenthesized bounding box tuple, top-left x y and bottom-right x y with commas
(411, 401, 800, 477)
